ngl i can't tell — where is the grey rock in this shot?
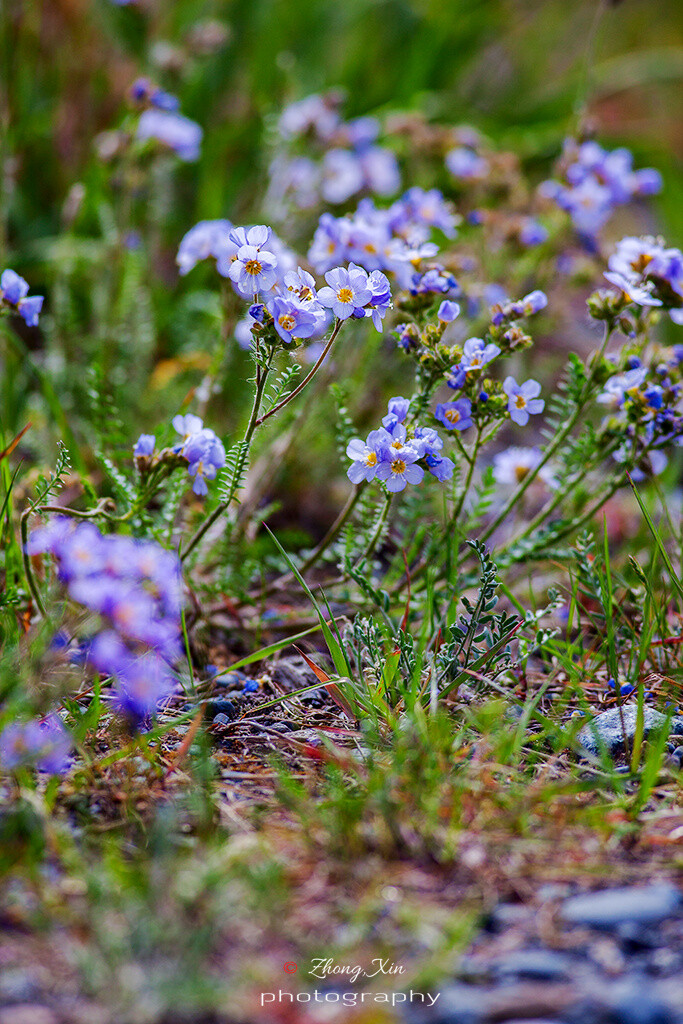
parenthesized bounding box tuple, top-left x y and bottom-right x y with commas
(404, 983, 485, 1024)
(561, 885, 682, 930)
(492, 949, 573, 981)
(0, 1008, 58, 1024)
(577, 706, 683, 758)
(0, 971, 40, 1004)
(607, 994, 675, 1024)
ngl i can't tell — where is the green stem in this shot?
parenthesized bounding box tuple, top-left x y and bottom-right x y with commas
(358, 491, 393, 565)
(449, 428, 482, 528)
(21, 509, 48, 619)
(250, 483, 368, 601)
(253, 319, 342, 428)
(479, 324, 613, 545)
(180, 348, 273, 563)
(501, 437, 621, 552)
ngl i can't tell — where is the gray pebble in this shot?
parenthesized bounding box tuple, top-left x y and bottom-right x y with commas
(561, 885, 682, 929)
(577, 706, 683, 758)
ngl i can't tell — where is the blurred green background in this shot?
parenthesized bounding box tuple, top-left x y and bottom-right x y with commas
(3, 0, 683, 253)
(2, 0, 683, 530)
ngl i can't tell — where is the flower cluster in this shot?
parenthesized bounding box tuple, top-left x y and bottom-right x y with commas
(492, 447, 556, 488)
(445, 145, 490, 181)
(172, 414, 226, 495)
(133, 414, 226, 497)
(597, 353, 683, 479)
(603, 236, 683, 324)
(0, 715, 71, 775)
(1, 269, 44, 327)
(265, 92, 400, 215)
(129, 77, 180, 113)
(308, 192, 459, 293)
(346, 397, 454, 491)
(26, 518, 182, 722)
(134, 80, 202, 162)
(178, 219, 393, 344)
(540, 139, 661, 242)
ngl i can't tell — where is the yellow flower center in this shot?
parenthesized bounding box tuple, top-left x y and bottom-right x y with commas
(245, 259, 263, 276)
(279, 314, 296, 331)
(365, 451, 377, 467)
(391, 439, 403, 449)
(391, 458, 406, 474)
(337, 287, 353, 304)
(514, 465, 530, 482)
(632, 254, 653, 273)
(445, 409, 461, 424)
(515, 395, 526, 409)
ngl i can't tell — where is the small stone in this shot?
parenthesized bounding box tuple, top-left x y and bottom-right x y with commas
(404, 983, 485, 1024)
(561, 885, 682, 930)
(492, 949, 573, 981)
(212, 713, 232, 727)
(213, 670, 246, 690)
(0, 1008, 58, 1024)
(577, 706, 683, 758)
(608, 991, 675, 1024)
(205, 698, 237, 721)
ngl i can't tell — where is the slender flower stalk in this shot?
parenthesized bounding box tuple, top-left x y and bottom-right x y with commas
(478, 324, 613, 545)
(253, 319, 342, 428)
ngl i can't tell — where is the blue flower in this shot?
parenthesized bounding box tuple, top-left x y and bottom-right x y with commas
(460, 337, 501, 372)
(1, 269, 44, 326)
(519, 219, 548, 247)
(183, 429, 226, 496)
(434, 399, 473, 432)
(503, 377, 545, 426)
(176, 220, 235, 276)
(1, 269, 29, 305)
(437, 300, 460, 323)
(318, 264, 372, 320)
(365, 270, 392, 330)
(445, 146, 489, 180)
(228, 241, 278, 296)
(136, 109, 202, 161)
(382, 396, 410, 431)
(133, 434, 156, 457)
(375, 447, 424, 492)
(267, 294, 321, 344)
(346, 429, 391, 483)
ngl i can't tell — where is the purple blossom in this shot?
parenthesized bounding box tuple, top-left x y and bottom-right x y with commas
(267, 294, 321, 345)
(1, 269, 44, 326)
(26, 518, 183, 725)
(228, 243, 278, 296)
(136, 109, 202, 161)
(424, 454, 455, 481)
(382, 396, 410, 431)
(1, 269, 29, 305)
(318, 264, 372, 320)
(134, 433, 156, 457)
(365, 270, 392, 330)
(183, 429, 226, 496)
(0, 716, 71, 775)
(346, 429, 391, 483)
(519, 219, 548, 247)
(503, 377, 545, 426)
(438, 300, 460, 323)
(434, 399, 473, 432)
(446, 147, 489, 180)
(375, 447, 424, 492)
(493, 447, 556, 487)
(459, 337, 501, 372)
(176, 220, 235, 276)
